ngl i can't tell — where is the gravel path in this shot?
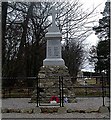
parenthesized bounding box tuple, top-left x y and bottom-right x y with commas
(1, 97, 110, 119)
(2, 97, 109, 110)
(2, 113, 110, 119)
(2, 113, 109, 120)
(2, 98, 37, 109)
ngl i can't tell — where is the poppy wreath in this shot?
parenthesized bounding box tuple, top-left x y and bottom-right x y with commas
(50, 96, 60, 103)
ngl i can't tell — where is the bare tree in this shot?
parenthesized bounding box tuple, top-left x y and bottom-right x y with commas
(2, 2, 8, 75)
(2, 2, 51, 78)
(2, 1, 98, 85)
(55, 1, 98, 80)
(56, 1, 98, 44)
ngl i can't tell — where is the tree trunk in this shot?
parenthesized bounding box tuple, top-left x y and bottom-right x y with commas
(2, 2, 8, 73)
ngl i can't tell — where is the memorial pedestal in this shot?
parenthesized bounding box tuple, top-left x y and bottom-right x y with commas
(43, 58, 65, 66)
(30, 65, 76, 103)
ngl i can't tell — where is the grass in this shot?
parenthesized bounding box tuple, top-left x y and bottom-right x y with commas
(86, 78, 97, 85)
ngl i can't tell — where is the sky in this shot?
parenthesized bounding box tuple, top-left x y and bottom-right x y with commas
(79, 0, 107, 72)
(80, 0, 107, 47)
(80, 0, 107, 46)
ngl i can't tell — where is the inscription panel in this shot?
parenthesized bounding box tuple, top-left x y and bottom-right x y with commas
(48, 47, 52, 57)
(47, 40, 60, 58)
(54, 47, 59, 57)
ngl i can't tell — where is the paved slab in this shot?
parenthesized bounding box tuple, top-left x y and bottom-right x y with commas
(65, 97, 109, 111)
(2, 98, 37, 109)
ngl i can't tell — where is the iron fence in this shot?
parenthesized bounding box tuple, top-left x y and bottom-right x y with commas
(2, 76, 110, 107)
(2, 86, 109, 98)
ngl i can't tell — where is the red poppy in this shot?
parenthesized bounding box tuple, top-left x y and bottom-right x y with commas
(50, 96, 60, 103)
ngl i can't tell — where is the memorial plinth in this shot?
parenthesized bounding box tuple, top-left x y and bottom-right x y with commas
(43, 8, 65, 66)
(31, 66, 76, 103)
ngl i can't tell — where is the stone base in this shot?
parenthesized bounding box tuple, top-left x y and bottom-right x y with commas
(43, 58, 65, 66)
(30, 65, 76, 103)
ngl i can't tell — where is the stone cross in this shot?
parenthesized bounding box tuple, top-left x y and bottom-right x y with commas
(51, 6, 56, 26)
(43, 5, 65, 66)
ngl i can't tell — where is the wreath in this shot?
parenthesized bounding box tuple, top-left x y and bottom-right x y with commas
(50, 96, 60, 103)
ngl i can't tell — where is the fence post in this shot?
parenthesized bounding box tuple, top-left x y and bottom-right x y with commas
(85, 86, 87, 96)
(84, 80, 87, 96)
(9, 88, 11, 98)
(59, 76, 61, 107)
(61, 76, 64, 107)
(36, 76, 39, 107)
(85, 82, 87, 95)
(4, 88, 6, 98)
(28, 87, 29, 96)
(101, 73, 105, 106)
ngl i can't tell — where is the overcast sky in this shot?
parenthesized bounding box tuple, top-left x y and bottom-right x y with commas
(81, 0, 107, 47)
(79, 0, 107, 71)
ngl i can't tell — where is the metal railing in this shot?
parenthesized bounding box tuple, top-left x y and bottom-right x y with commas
(2, 86, 109, 98)
(2, 76, 110, 107)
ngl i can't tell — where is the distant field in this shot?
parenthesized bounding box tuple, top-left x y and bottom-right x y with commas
(77, 78, 97, 85)
(86, 78, 97, 85)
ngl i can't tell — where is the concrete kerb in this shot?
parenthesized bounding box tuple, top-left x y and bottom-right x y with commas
(33, 107, 41, 113)
(1, 107, 110, 114)
(58, 107, 67, 114)
(98, 106, 109, 113)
